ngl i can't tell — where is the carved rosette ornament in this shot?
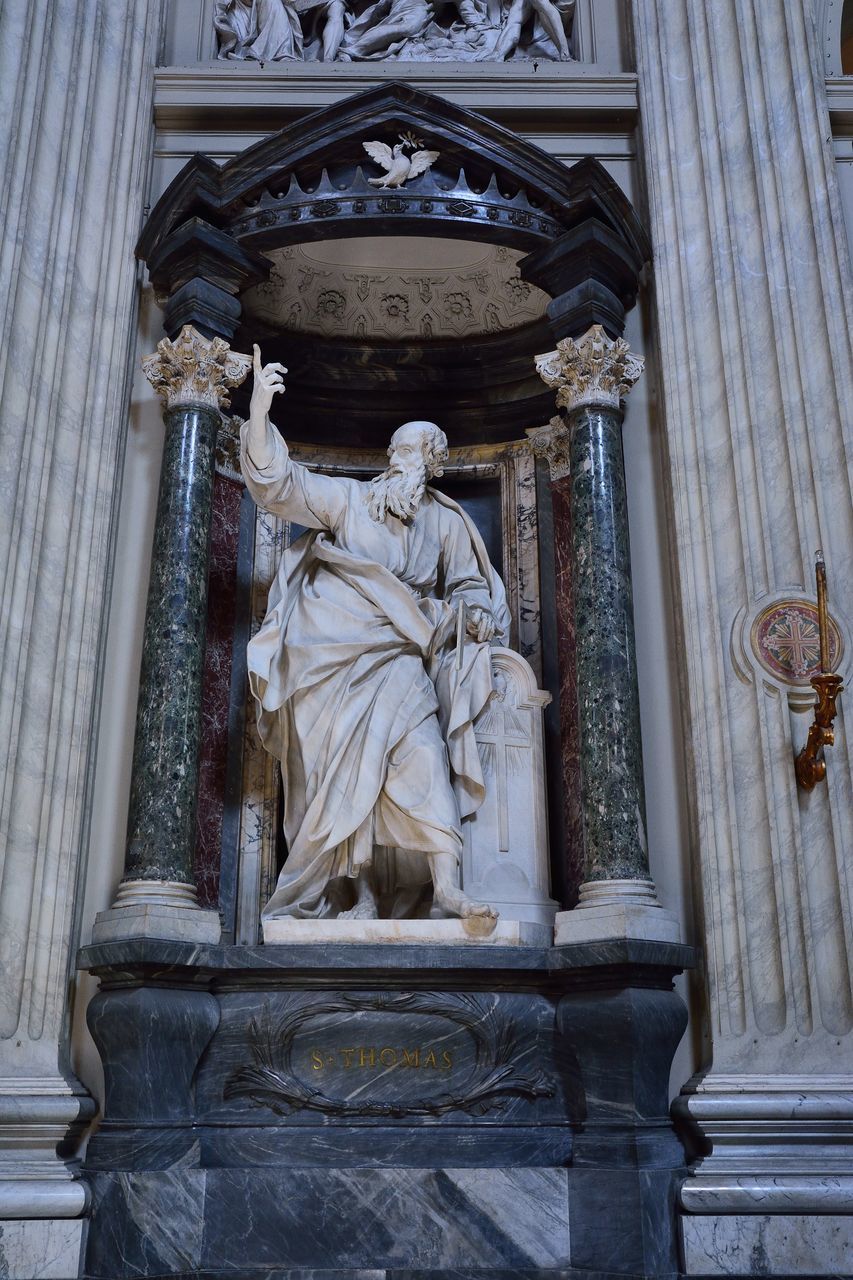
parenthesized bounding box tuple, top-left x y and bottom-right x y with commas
(535, 324, 645, 413)
(142, 324, 252, 411)
(526, 416, 572, 482)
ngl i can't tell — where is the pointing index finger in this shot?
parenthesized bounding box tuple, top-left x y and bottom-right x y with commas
(253, 343, 261, 371)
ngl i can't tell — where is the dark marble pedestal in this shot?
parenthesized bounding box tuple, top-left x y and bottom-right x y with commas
(77, 940, 694, 1280)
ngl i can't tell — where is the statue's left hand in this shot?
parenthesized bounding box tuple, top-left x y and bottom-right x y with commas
(466, 606, 496, 643)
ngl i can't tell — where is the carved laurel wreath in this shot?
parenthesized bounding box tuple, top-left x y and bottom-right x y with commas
(224, 992, 553, 1119)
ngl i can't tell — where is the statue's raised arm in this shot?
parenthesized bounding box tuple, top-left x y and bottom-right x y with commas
(240, 344, 353, 533)
(244, 343, 287, 471)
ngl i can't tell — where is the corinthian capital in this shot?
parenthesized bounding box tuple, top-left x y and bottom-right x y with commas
(142, 325, 252, 412)
(526, 417, 572, 482)
(535, 324, 644, 413)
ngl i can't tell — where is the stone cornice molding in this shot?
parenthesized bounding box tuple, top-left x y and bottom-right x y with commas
(142, 325, 251, 411)
(152, 66, 640, 130)
(526, 416, 571, 482)
(535, 324, 644, 413)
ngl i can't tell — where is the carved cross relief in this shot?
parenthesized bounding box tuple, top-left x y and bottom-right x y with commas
(475, 676, 532, 854)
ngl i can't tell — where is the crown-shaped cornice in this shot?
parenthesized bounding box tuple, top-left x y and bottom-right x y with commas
(137, 82, 650, 267)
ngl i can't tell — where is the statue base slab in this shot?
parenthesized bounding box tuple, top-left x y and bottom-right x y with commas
(77, 939, 695, 1280)
(261, 917, 552, 946)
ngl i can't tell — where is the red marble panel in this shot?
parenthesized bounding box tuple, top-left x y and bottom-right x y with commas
(194, 474, 243, 908)
(552, 476, 584, 905)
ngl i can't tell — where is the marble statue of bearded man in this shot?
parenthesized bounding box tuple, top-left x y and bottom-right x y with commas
(241, 347, 510, 923)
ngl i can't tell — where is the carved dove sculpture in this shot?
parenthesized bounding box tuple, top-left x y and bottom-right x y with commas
(362, 140, 440, 189)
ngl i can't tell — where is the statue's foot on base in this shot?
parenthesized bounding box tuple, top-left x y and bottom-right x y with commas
(338, 901, 379, 920)
(432, 889, 498, 923)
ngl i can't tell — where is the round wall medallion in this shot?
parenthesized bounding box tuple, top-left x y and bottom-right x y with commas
(751, 599, 843, 685)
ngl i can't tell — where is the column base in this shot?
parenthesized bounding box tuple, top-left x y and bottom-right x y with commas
(674, 1074, 853, 1214)
(554, 879, 682, 944)
(0, 1086, 90, 1271)
(0, 1077, 95, 1230)
(0, 1180, 88, 1219)
(91, 879, 221, 944)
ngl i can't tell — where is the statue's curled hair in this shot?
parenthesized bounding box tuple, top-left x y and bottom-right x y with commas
(421, 424, 449, 478)
(396, 422, 448, 478)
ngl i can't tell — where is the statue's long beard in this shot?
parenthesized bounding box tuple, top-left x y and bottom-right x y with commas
(365, 464, 427, 523)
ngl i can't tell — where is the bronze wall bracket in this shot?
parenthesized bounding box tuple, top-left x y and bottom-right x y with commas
(795, 671, 844, 791)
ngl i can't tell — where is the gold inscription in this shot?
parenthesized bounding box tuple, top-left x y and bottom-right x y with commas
(309, 1045, 454, 1071)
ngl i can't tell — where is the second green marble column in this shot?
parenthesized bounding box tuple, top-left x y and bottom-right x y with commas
(535, 325, 680, 943)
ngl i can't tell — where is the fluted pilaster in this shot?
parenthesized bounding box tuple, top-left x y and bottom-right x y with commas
(0, 0, 166, 1260)
(632, 0, 853, 1217)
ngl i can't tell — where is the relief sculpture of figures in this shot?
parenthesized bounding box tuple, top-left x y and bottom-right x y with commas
(215, 0, 574, 61)
(242, 348, 509, 923)
(214, 0, 304, 61)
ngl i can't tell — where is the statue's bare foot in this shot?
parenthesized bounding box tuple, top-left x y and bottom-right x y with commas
(433, 888, 498, 922)
(338, 900, 379, 920)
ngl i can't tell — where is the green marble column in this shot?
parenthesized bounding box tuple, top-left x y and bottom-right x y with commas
(534, 326, 680, 943)
(568, 401, 647, 881)
(93, 326, 250, 943)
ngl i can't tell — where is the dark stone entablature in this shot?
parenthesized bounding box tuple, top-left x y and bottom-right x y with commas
(135, 82, 651, 444)
(78, 940, 694, 1280)
(137, 83, 600, 263)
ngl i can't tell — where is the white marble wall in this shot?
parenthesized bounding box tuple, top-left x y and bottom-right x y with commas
(632, 0, 853, 1217)
(0, 0, 165, 1273)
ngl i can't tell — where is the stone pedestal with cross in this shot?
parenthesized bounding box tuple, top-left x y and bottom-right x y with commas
(462, 648, 557, 928)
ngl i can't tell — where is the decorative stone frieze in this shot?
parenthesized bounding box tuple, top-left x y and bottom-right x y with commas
(142, 325, 251, 411)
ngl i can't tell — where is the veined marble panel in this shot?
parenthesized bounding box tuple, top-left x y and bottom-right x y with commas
(0, 1219, 83, 1280)
(84, 1166, 570, 1275)
(195, 472, 243, 908)
(682, 1213, 853, 1276)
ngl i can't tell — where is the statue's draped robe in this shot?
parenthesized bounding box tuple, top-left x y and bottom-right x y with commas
(215, 0, 303, 62)
(241, 424, 510, 919)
